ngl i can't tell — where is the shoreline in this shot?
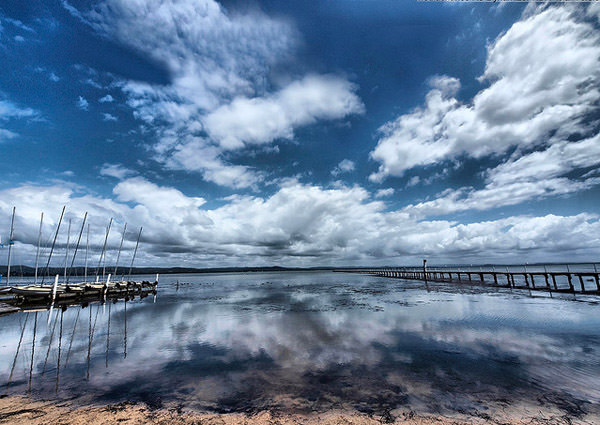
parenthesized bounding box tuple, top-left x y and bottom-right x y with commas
(1, 395, 598, 425)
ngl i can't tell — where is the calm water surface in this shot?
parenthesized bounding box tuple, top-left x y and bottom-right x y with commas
(1, 271, 599, 416)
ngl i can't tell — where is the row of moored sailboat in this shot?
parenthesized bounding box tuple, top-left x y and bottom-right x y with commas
(1, 206, 157, 306)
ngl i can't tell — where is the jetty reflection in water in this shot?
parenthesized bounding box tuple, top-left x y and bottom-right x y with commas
(1, 271, 599, 417)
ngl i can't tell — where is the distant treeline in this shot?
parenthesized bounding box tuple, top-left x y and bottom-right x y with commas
(0, 263, 595, 277)
(0, 265, 336, 277)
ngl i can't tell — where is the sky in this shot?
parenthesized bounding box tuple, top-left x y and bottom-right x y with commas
(0, 0, 600, 268)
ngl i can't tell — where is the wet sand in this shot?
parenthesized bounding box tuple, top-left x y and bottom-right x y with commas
(1, 396, 598, 425)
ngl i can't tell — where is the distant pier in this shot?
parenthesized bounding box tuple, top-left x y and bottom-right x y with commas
(336, 266, 600, 295)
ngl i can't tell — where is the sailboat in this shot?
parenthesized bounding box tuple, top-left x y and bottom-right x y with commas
(0, 237, 10, 292)
(0, 209, 16, 294)
(4, 207, 157, 305)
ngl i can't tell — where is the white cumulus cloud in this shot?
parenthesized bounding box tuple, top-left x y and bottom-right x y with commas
(403, 134, 600, 217)
(1, 179, 599, 266)
(76, 95, 89, 111)
(205, 75, 364, 150)
(100, 163, 135, 180)
(375, 188, 394, 198)
(99, 94, 114, 103)
(331, 159, 356, 176)
(370, 6, 600, 181)
(0, 98, 38, 142)
(67, 0, 363, 188)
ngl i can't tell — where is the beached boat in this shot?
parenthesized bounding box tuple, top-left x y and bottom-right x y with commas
(2, 206, 152, 308)
(10, 285, 55, 296)
(59, 284, 86, 294)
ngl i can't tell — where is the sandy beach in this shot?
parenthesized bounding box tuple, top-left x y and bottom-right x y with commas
(1, 395, 599, 425)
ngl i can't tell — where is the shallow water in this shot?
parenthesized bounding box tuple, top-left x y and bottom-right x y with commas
(1, 271, 599, 417)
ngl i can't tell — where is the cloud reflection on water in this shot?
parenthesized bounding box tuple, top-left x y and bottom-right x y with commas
(1, 272, 599, 416)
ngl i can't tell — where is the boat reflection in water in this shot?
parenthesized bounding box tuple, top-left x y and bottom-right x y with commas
(2, 287, 155, 399)
(1, 271, 600, 420)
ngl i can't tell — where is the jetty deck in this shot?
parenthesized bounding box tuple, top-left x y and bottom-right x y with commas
(336, 267, 600, 295)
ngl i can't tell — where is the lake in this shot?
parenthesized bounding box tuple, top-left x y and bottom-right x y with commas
(1, 271, 599, 419)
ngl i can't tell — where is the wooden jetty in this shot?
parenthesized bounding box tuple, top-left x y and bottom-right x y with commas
(335, 266, 600, 295)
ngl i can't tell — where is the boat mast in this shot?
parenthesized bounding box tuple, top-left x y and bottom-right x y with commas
(105, 301, 111, 368)
(113, 223, 127, 278)
(41, 206, 66, 286)
(64, 309, 80, 368)
(6, 206, 15, 286)
(28, 312, 38, 394)
(42, 312, 58, 375)
(96, 218, 112, 281)
(56, 309, 63, 393)
(63, 219, 71, 284)
(7, 312, 29, 390)
(127, 227, 142, 281)
(84, 224, 89, 283)
(34, 213, 43, 285)
(67, 212, 88, 284)
(123, 297, 127, 359)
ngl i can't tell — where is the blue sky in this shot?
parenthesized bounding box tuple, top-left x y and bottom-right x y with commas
(1, 1, 599, 267)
